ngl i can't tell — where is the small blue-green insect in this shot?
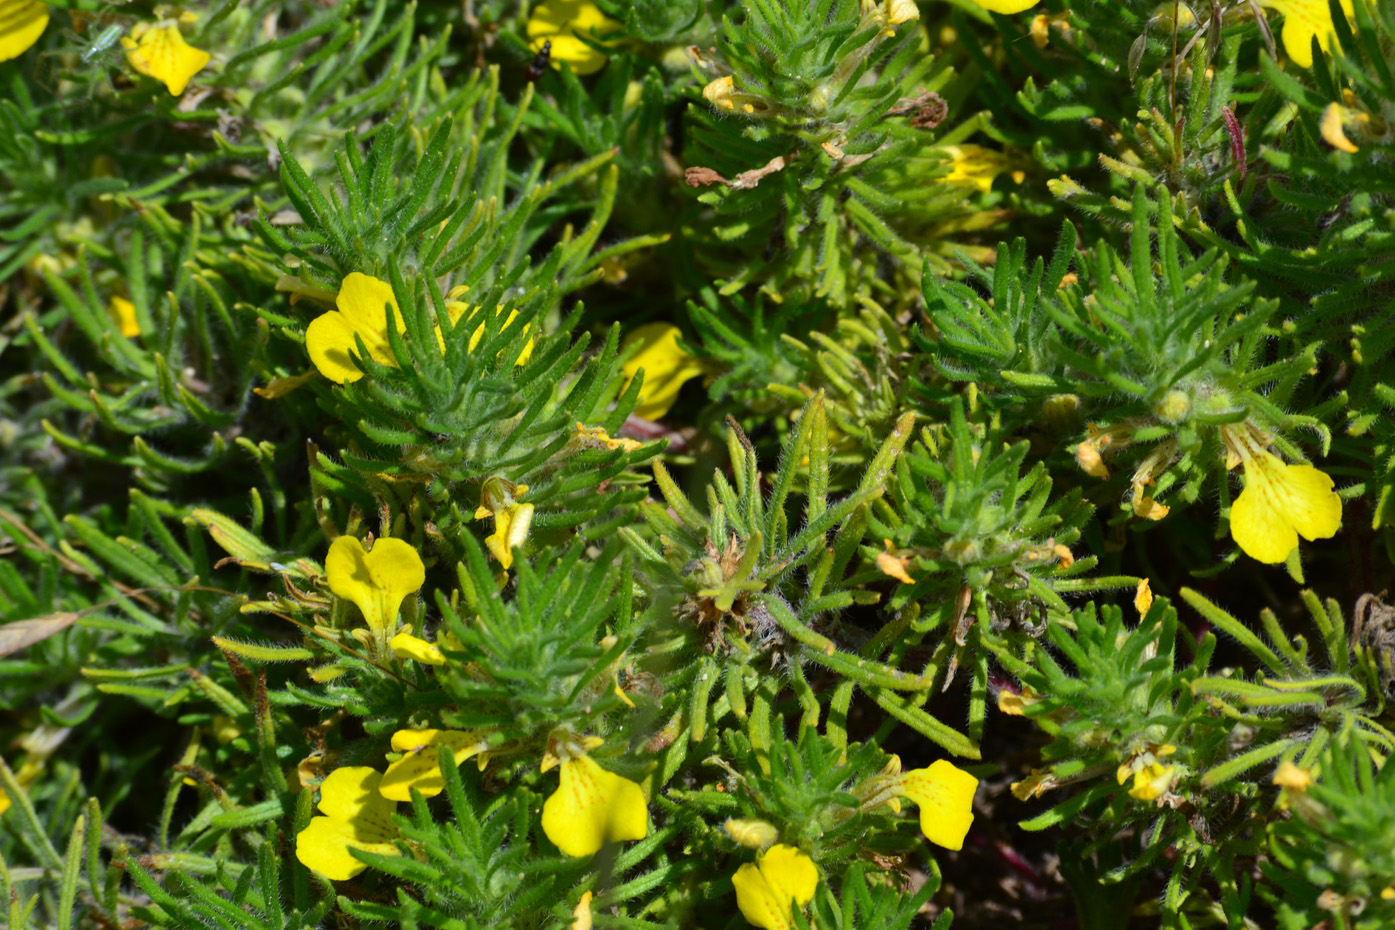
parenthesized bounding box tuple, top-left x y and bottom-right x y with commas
(81, 25, 124, 63)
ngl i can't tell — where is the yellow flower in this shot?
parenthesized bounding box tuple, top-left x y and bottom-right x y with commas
(441, 288, 535, 365)
(0, 757, 44, 816)
(1117, 743, 1178, 801)
(873, 0, 920, 26)
(379, 729, 492, 801)
(108, 296, 141, 338)
(1258, 0, 1355, 69)
(0, 0, 47, 62)
(388, 626, 446, 665)
(1229, 449, 1342, 564)
(306, 273, 405, 384)
(1321, 102, 1360, 153)
(122, 21, 210, 96)
(1127, 762, 1177, 801)
(325, 536, 426, 634)
(526, 0, 620, 76)
(295, 767, 402, 880)
(541, 737, 649, 857)
(894, 759, 979, 850)
(620, 323, 707, 421)
(967, 0, 1042, 16)
(731, 844, 819, 930)
(939, 145, 1025, 194)
(473, 477, 533, 571)
(1272, 761, 1313, 792)
(996, 685, 1040, 716)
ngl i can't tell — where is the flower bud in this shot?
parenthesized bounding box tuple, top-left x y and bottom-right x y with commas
(1154, 389, 1191, 424)
(724, 818, 779, 850)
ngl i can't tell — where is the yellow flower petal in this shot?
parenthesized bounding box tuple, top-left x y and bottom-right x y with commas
(1272, 761, 1312, 792)
(939, 145, 1020, 194)
(1127, 762, 1175, 801)
(379, 729, 491, 801)
(484, 501, 533, 570)
(732, 845, 818, 930)
(0, 0, 48, 62)
(305, 273, 404, 383)
(1135, 578, 1154, 616)
(444, 302, 535, 365)
(305, 310, 367, 384)
(122, 22, 210, 96)
(1230, 452, 1341, 564)
(335, 272, 401, 332)
(389, 630, 446, 665)
(968, 0, 1042, 15)
(541, 752, 649, 857)
(108, 296, 140, 338)
(1259, 0, 1353, 68)
(897, 759, 979, 851)
(620, 323, 707, 421)
(1074, 439, 1110, 478)
(572, 890, 594, 930)
(703, 75, 737, 110)
(325, 536, 425, 633)
(1320, 103, 1360, 153)
(526, 0, 618, 76)
(295, 767, 401, 880)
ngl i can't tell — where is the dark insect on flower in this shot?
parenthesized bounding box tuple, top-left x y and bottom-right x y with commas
(526, 40, 551, 83)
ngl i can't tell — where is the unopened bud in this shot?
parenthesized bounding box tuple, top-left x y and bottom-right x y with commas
(1154, 389, 1191, 424)
(724, 818, 779, 849)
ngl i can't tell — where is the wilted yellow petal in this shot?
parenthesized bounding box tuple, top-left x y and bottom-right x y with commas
(0, 0, 48, 62)
(1135, 578, 1154, 616)
(876, 550, 915, 584)
(997, 688, 1030, 715)
(122, 22, 210, 96)
(732, 845, 818, 930)
(572, 891, 594, 930)
(1075, 440, 1109, 478)
(703, 75, 736, 109)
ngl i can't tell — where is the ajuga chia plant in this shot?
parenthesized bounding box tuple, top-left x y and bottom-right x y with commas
(5, 0, 1395, 928)
(999, 587, 1393, 926)
(922, 186, 1347, 573)
(682, 0, 1007, 306)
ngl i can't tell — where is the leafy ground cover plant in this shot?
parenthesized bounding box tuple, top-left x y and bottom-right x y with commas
(2, 0, 1394, 928)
